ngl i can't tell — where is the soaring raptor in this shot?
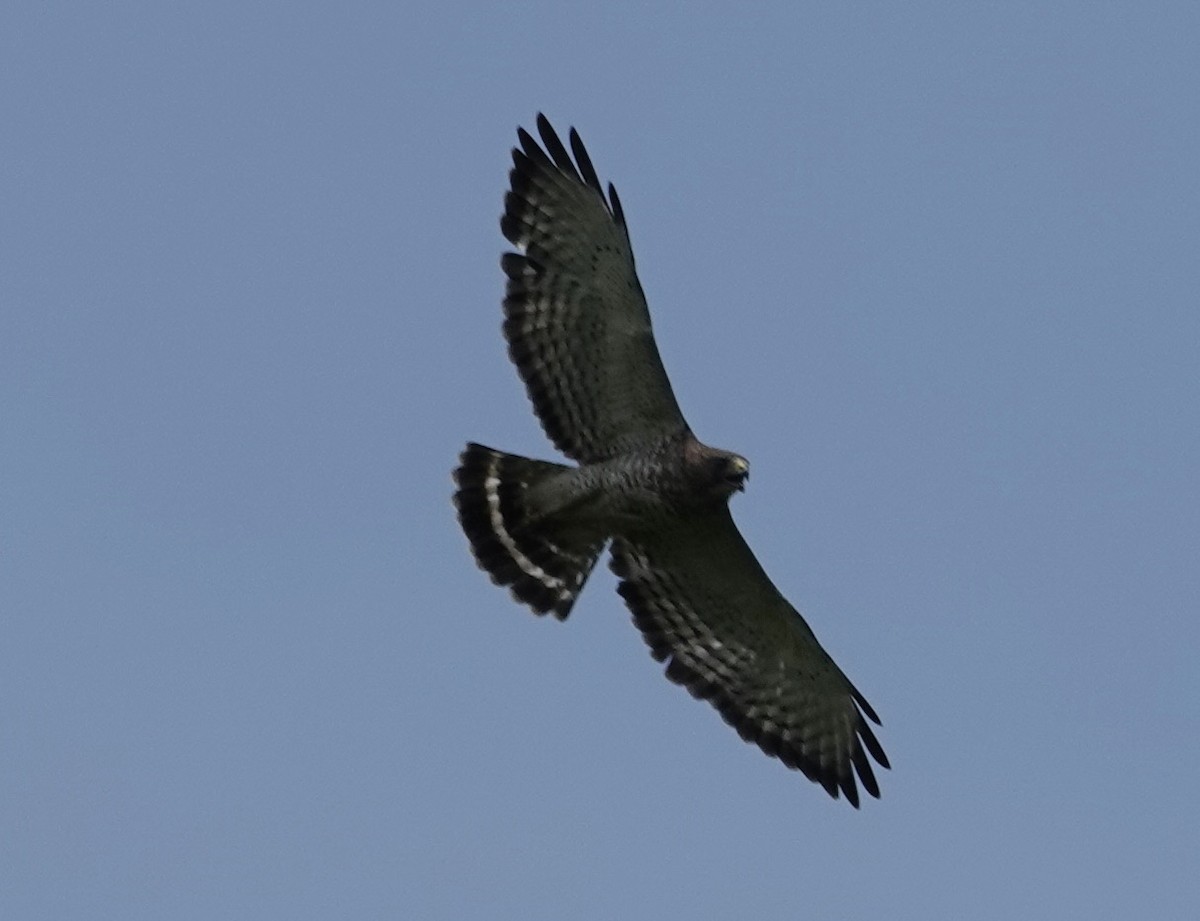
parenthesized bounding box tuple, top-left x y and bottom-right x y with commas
(453, 115, 889, 806)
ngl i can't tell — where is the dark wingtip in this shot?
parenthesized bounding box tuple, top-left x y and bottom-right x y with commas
(852, 685, 882, 725)
(608, 182, 626, 227)
(851, 743, 881, 800)
(569, 127, 604, 196)
(516, 125, 550, 167)
(534, 114, 580, 180)
(858, 719, 890, 770)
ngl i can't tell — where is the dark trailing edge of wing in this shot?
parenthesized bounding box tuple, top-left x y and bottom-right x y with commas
(613, 564, 889, 808)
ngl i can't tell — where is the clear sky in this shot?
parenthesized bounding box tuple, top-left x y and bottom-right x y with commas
(3, 2, 1198, 918)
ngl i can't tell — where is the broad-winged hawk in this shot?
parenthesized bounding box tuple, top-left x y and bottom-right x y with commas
(453, 115, 889, 806)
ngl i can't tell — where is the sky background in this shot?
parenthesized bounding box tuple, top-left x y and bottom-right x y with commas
(3, 2, 1198, 918)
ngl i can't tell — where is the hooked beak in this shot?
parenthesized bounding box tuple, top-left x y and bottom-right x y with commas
(726, 460, 749, 492)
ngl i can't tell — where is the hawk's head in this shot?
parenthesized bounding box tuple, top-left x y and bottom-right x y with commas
(685, 440, 750, 501)
(714, 453, 750, 497)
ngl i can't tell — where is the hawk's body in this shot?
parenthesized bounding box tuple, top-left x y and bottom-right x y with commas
(453, 116, 889, 806)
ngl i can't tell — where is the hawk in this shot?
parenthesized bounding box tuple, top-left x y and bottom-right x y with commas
(453, 115, 889, 806)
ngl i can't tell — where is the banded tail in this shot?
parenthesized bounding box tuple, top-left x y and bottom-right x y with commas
(452, 443, 604, 619)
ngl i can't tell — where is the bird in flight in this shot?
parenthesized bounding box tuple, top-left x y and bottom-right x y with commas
(453, 115, 889, 806)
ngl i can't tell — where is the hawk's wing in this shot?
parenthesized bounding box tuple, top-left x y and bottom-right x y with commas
(610, 509, 889, 807)
(500, 115, 689, 463)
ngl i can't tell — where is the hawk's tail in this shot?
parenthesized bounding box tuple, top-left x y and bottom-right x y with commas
(453, 443, 604, 620)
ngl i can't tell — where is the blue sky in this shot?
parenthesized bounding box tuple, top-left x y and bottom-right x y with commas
(3, 2, 1198, 918)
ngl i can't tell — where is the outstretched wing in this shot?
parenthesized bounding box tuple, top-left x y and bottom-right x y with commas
(500, 115, 689, 463)
(610, 509, 890, 807)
